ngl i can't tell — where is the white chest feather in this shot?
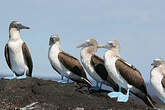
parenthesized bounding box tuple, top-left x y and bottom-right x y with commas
(104, 51, 128, 89)
(80, 50, 103, 82)
(150, 68, 165, 103)
(48, 44, 70, 77)
(8, 39, 28, 75)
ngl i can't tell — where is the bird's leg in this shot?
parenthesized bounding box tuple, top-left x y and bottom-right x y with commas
(17, 70, 27, 79)
(119, 86, 121, 92)
(3, 74, 16, 80)
(67, 78, 69, 83)
(89, 81, 100, 91)
(99, 83, 102, 90)
(57, 75, 68, 83)
(117, 88, 130, 102)
(96, 81, 99, 88)
(108, 86, 123, 98)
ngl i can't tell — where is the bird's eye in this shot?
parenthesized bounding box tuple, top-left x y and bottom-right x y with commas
(15, 24, 19, 28)
(108, 43, 113, 46)
(87, 42, 91, 45)
(53, 37, 57, 41)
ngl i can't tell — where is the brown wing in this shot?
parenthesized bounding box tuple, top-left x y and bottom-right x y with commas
(91, 55, 119, 91)
(22, 43, 33, 77)
(90, 55, 108, 80)
(4, 44, 11, 69)
(161, 76, 165, 88)
(58, 52, 87, 79)
(115, 58, 147, 94)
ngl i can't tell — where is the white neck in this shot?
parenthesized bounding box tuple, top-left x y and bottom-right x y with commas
(9, 28, 22, 41)
(150, 66, 163, 79)
(105, 49, 120, 57)
(49, 41, 61, 51)
(80, 47, 93, 58)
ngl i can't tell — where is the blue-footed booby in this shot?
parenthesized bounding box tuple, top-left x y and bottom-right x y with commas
(48, 34, 92, 87)
(99, 40, 155, 108)
(77, 38, 121, 91)
(150, 58, 165, 104)
(4, 21, 33, 79)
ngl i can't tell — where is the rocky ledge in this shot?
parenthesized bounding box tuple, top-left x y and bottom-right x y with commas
(0, 77, 154, 110)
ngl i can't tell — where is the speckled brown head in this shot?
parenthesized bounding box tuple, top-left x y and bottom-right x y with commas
(151, 58, 165, 67)
(9, 21, 30, 31)
(49, 34, 60, 46)
(77, 38, 99, 54)
(77, 38, 98, 48)
(98, 40, 120, 56)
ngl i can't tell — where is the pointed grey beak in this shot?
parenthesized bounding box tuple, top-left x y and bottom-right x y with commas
(49, 39, 53, 45)
(21, 25, 30, 29)
(97, 44, 110, 49)
(77, 42, 88, 48)
(18, 24, 30, 29)
(151, 59, 157, 66)
(151, 62, 155, 66)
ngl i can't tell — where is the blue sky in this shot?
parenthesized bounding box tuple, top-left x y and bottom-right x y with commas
(0, 0, 165, 82)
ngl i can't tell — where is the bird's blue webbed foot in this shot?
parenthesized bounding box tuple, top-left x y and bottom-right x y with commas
(57, 76, 69, 83)
(117, 89, 130, 102)
(17, 74, 27, 79)
(4, 74, 16, 80)
(108, 92, 123, 98)
(89, 82, 102, 91)
(108, 86, 123, 98)
(57, 79, 68, 83)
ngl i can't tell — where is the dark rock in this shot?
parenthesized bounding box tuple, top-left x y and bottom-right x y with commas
(0, 77, 154, 110)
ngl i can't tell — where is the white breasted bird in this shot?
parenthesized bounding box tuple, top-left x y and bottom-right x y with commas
(48, 34, 92, 87)
(4, 21, 33, 79)
(77, 38, 120, 91)
(150, 58, 165, 104)
(98, 40, 155, 108)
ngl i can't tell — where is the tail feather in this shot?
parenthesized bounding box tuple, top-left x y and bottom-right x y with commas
(132, 91, 155, 108)
(145, 95, 155, 108)
(72, 77, 93, 88)
(81, 77, 93, 88)
(147, 94, 156, 105)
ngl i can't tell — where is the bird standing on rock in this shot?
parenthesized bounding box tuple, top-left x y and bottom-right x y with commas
(98, 40, 155, 108)
(150, 58, 165, 104)
(48, 34, 92, 87)
(4, 21, 33, 79)
(77, 38, 120, 92)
